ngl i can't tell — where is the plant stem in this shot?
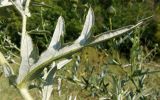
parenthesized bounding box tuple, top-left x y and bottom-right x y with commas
(109, 17, 112, 30)
(22, 15, 27, 36)
(19, 88, 33, 100)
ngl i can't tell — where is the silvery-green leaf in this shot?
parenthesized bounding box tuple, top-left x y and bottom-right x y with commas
(0, 0, 12, 7)
(17, 34, 33, 84)
(49, 16, 65, 50)
(30, 16, 65, 71)
(42, 62, 57, 100)
(57, 59, 72, 69)
(90, 25, 140, 45)
(75, 7, 94, 45)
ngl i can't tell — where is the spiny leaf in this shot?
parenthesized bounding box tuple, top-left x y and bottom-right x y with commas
(75, 7, 94, 45)
(49, 16, 65, 49)
(18, 15, 151, 87)
(17, 33, 33, 84)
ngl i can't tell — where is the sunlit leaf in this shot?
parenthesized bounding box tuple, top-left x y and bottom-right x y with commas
(49, 16, 65, 49)
(57, 59, 72, 69)
(75, 7, 94, 45)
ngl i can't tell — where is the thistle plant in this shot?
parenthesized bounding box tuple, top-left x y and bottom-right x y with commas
(0, 0, 152, 100)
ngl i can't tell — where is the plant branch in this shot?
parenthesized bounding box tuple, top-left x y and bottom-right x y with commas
(17, 17, 152, 87)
